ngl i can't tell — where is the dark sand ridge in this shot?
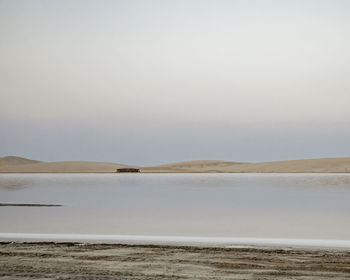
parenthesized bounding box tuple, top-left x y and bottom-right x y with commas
(1, 156, 350, 173)
(0, 203, 62, 207)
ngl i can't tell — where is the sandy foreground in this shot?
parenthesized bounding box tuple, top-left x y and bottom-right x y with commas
(1, 242, 350, 280)
(1, 156, 350, 173)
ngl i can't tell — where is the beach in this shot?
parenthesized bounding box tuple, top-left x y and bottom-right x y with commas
(1, 242, 350, 279)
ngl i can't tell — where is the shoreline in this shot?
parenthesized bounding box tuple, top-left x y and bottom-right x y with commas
(1, 233, 350, 251)
(1, 171, 350, 174)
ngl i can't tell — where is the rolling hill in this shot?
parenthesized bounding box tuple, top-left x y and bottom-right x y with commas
(0, 156, 349, 173)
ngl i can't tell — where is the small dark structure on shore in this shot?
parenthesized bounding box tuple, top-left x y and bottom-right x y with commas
(116, 168, 140, 173)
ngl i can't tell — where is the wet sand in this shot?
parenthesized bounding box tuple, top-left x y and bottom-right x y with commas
(1, 242, 350, 279)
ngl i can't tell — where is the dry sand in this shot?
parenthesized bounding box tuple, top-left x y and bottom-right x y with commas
(1, 242, 350, 279)
(0, 156, 41, 166)
(0, 158, 132, 173)
(1, 156, 350, 173)
(143, 157, 350, 173)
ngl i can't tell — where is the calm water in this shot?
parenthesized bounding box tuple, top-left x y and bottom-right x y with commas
(0, 174, 350, 239)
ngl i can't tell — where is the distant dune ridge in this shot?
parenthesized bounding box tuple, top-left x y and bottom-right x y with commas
(0, 157, 132, 173)
(0, 156, 42, 166)
(0, 156, 350, 173)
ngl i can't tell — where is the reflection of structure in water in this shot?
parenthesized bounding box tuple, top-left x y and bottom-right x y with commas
(116, 168, 140, 173)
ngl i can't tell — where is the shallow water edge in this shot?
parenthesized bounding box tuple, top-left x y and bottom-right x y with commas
(1, 233, 350, 250)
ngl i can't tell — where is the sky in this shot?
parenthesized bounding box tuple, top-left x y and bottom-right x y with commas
(0, 0, 349, 165)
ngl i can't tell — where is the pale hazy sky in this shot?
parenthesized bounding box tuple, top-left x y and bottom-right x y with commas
(1, 0, 349, 164)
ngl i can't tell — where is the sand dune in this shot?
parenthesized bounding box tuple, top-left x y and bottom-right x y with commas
(0, 158, 132, 173)
(143, 158, 350, 173)
(0, 156, 349, 173)
(142, 160, 244, 173)
(0, 156, 41, 166)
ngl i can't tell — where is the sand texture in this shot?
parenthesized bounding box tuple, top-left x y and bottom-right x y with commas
(1, 156, 350, 173)
(1, 242, 350, 279)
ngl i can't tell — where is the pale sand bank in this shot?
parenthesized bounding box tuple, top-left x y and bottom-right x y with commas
(1, 242, 350, 279)
(1, 233, 350, 250)
(1, 156, 350, 173)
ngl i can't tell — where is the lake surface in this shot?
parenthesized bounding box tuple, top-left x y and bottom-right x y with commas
(1, 174, 350, 240)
